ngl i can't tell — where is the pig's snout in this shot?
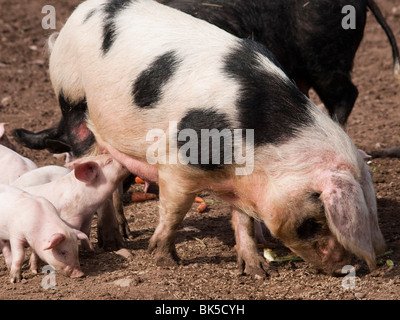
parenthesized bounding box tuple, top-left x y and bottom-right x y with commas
(277, 218, 353, 277)
(70, 269, 85, 278)
(293, 243, 352, 276)
(62, 265, 84, 278)
(317, 240, 352, 276)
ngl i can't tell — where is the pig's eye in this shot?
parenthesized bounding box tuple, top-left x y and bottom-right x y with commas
(54, 250, 68, 261)
(105, 158, 113, 165)
(310, 192, 321, 201)
(297, 218, 322, 240)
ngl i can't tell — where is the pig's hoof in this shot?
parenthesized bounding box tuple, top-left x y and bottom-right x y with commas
(148, 236, 180, 267)
(245, 266, 267, 279)
(10, 274, 22, 283)
(97, 228, 124, 251)
(246, 262, 279, 279)
(30, 268, 38, 275)
(239, 256, 276, 279)
(242, 264, 270, 280)
(264, 263, 279, 277)
(155, 256, 180, 267)
(154, 251, 180, 268)
(150, 247, 180, 267)
(119, 221, 132, 240)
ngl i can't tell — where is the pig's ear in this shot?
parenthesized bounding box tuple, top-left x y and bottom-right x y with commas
(44, 233, 66, 250)
(320, 173, 381, 270)
(65, 157, 85, 170)
(74, 162, 99, 183)
(358, 149, 372, 160)
(73, 229, 94, 251)
(45, 139, 72, 154)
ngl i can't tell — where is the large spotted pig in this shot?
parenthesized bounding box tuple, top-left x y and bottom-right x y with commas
(45, 0, 385, 276)
(12, 0, 398, 264)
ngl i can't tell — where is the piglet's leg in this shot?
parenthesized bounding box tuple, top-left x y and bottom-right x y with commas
(231, 208, 274, 279)
(29, 251, 40, 274)
(0, 239, 12, 269)
(9, 238, 26, 283)
(148, 169, 195, 267)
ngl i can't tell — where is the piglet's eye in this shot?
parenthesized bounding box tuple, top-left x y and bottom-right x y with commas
(105, 158, 113, 165)
(297, 218, 322, 240)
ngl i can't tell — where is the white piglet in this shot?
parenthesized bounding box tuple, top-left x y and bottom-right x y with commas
(0, 123, 16, 151)
(12, 165, 71, 189)
(0, 184, 88, 283)
(0, 145, 37, 184)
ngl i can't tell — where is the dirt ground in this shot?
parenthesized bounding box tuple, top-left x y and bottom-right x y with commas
(0, 0, 400, 301)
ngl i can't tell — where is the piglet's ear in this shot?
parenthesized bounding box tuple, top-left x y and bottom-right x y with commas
(73, 229, 94, 252)
(44, 233, 66, 250)
(65, 156, 85, 170)
(74, 161, 99, 184)
(321, 173, 384, 270)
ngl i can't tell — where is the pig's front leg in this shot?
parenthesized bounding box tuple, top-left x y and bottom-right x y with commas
(9, 238, 26, 283)
(231, 208, 273, 279)
(148, 170, 196, 266)
(112, 184, 131, 239)
(97, 196, 124, 251)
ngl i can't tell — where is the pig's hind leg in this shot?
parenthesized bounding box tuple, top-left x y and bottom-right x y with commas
(311, 72, 358, 126)
(29, 251, 40, 274)
(148, 169, 196, 267)
(0, 239, 12, 269)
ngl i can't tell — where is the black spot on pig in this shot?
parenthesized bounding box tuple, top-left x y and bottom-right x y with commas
(297, 218, 322, 240)
(133, 50, 181, 108)
(102, 0, 133, 54)
(177, 108, 233, 170)
(224, 39, 313, 146)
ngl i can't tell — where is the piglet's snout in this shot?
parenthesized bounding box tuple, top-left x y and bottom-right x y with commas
(62, 265, 84, 278)
(70, 269, 85, 278)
